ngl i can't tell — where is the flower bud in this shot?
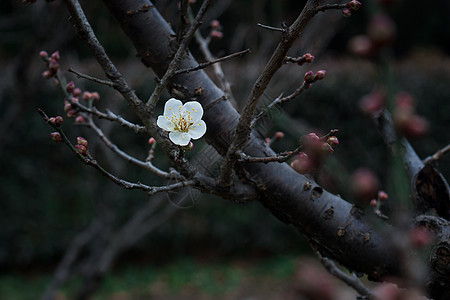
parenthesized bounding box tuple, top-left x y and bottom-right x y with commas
(348, 35, 373, 57)
(347, 0, 362, 11)
(39, 50, 48, 59)
(73, 88, 82, 97)
(403, 115, 429, 139)
(301, 53, 315, 64)
(367, 13, 397, 46)
(49, 117, 56, 125)
(91, 92, 100, 102)
(77, 136, 88, 148)
(75, 116, 85, 124)
(265, 137, 271, 144)
(48, 58, 59, 73)
(210, 20, 220, 29)
(359, 90, 385, 115)
(342, 8, 352, 17)
(377, 190, 388, 202)
(75, 144, 88, 156)
(274, 131, 285, 140)
(327, 136, 339, 148)
(290, 152, 312, 174)
(54, 116, 64, 126)
(350, 168, 380, 201)
(50, 51, 60, 61)
(66, 81, 75, 93)
(64, 102, 72, 112)
(67, 109, 78, 118)
(304, 70, 315, 83)
(370, 199, 378, 207)
(321, 142, 334, 154)
(210, 30, 223, 39)
(182, 141, 194, 151)
(50, 132, 63, 143)
(300, 132, 320, 145)
(82, 91, 92, 101)
(42, 70, 53, 79)
(410, 227, 433, 248)
(148, 137, 156, 145)
(314, 70, 327, 81)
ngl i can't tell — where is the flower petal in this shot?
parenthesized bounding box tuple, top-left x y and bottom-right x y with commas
(169, 131, 191, 146)
(156, 115, 174, 131)
(189, 120, 207, 139)
(164, 98, 184, 117)
(183, 101, 204, 122)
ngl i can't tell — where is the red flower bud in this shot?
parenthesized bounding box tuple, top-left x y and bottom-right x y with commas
(410, 227, 433, 248)
(350, 168, 380, 201)
(327, 136, 339, 148)
(64, 102, 72, 112)
(75, 144, 88, 156)
(91, 92, 100, 102)
(66, 81, 75, 93)
(347, 0, 362, 11)
(182, 141, 194, 151)
(301, 53, 315, 64)
(274, 131, 285, 140)
(210, 20, 220, 29)
(314, 70, 327, 81)
(148, 137, 156, 145)
(370, 199, 378, 207)
(82, 91, 92, 101)
(321, 142, 334, 154)
(342, 8, 352, 17)
(77, 136, 88, 148)
(48, 58, 59, 73)
(49, 117, 56, 125)
(66, 109, 78, 118)
(50, 132, 63, 143)
(42, 70, 54, 79)
(54, 116, 64, 126)
(304, 71, 315, 83)
(75, 116, 85, 124)
(290, 152, 312, 174)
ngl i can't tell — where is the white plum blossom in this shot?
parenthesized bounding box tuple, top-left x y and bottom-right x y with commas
(157, 98, 207, 146)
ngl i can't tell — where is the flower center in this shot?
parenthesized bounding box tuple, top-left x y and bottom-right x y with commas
(173, 112, 193, 133)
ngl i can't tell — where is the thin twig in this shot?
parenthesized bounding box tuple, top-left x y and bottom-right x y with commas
(238, 146, 302, 164)
(316, 3, 348, 12)
(87, 116, 185, 180)
(423, 143, 450, 165)
(146, 0, 213, 109)
(68, 67, 116, 87)
(317, 252, 377, 299)
(174, 48, 251, 75)
(257, 23, 286, 32)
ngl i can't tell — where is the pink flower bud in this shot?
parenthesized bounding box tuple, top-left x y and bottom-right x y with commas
(290, 152, 312, 174)
(210, 30, 223, 39)
(66, 81, 75, 93)
(350, 168, 380, 201)
(75, 144, 88, 156)
(301, 53, 315, 64)
(314, 70, 326, 81)
(370, 199, 378, 207)
(327, 136, 339, 148)
(300, 132, 320, 145)
(71, 97, 79, 103)
(348, 35, 373, 57)
(64, 102, 72, 112)
(210, 20, 220, 29)
(304, 70, 315, 83)
(91, 92, 100, 101)
(54, 116, 64, 126)
(82, 91, 92, 101)
(48, 58, 59, 73)
(42, 70, 53, 79)
(50, 132, 63, 143)
(342, 8, 352, 17)
(359, 90, 385, 115)
(75, 116, 85, 124)
(410, 227, 433, 248)
(49, 117, 56, 125)
(73, 88, 82, 97)
(403, 115, 429, 139)
(77, 136, 88, 148)
(321, 142, 334, 153)
(367, 13, 397, 46)
(274, 131, 285, 140)
(148, 137, 156, 145)
(50, 51, 60, 61)
(265, 137, 271, 144)
(347, 0, 362, 11)
(377, 190, 388, 202)
(39, 50, 48, 59)
(182, 141, 194, 151)
(67, 109, 78, 118)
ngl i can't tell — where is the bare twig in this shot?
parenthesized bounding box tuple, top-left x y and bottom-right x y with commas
(219, 0, 321, 186)
(146, 0, 213, 109)
(317, 252, 377, 299)
(257, 23, 286, 32)
(423, 143, 450, 165)
(174, 48, 251, 75)
(238, 146, 301, 164)
(86, 116, 185, 180)
(68, 67, 116, 87)
(316, 3, 349, 12)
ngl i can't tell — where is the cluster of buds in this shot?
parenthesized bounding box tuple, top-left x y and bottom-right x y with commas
(290, 133, 339, 174)
(348, 13, 397, 57)
(369, 190, 389, 214)
(342, 0, 362, 17)
(40, 50, 61, 79)
(49, 116, 64, 127)
(75, 136, 89, 156)
(209, 19, 223, 39)
(302, 70, 327, 89)
(392, 92, 428, 139)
